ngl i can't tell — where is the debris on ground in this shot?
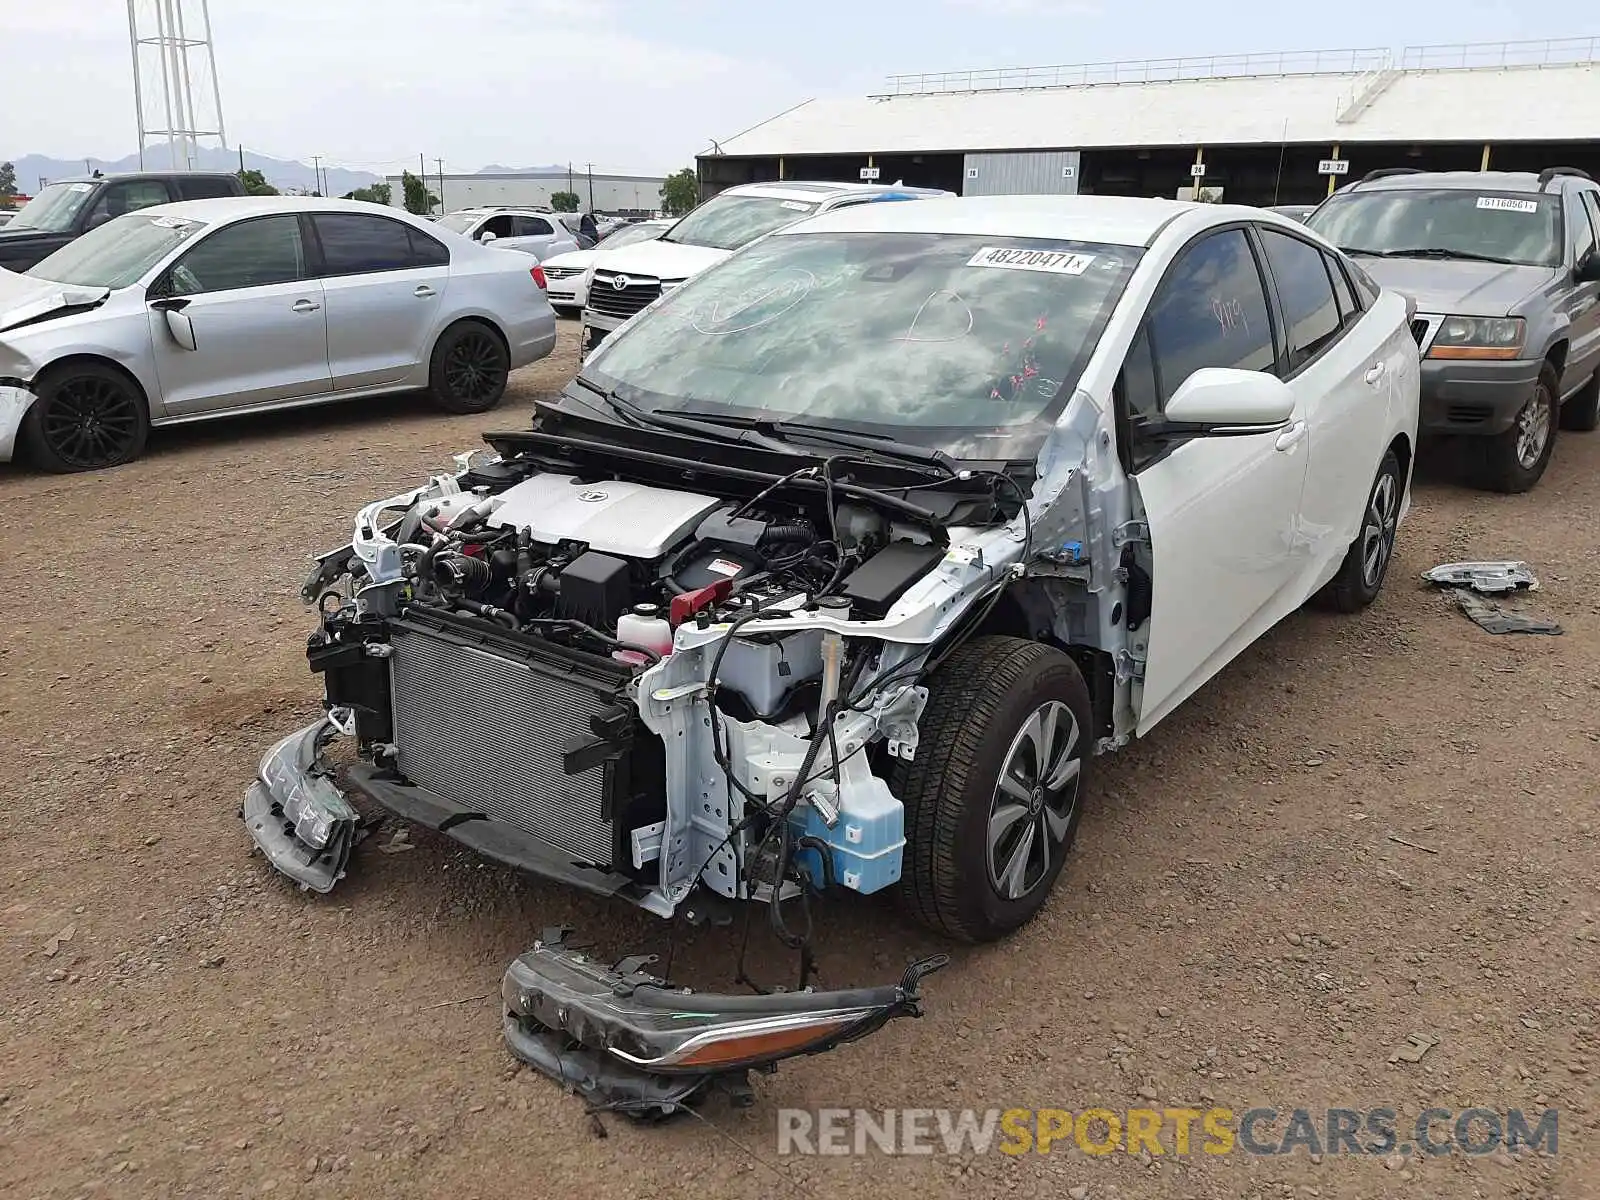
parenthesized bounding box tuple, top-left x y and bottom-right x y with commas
(1449, 589, 1563, 636)
(379, 826, 415, 855)
(1389, 1033, 1439, 1064)
(42, 924, 75, 958)
(1422, 561, 1539, 593)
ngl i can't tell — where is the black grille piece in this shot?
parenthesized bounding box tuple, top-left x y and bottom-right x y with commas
(387, 609, 634, 868)
(1445, 404, 1492, 426)
(1410, 318, 1430, 346)
(587, 271, 662, 320)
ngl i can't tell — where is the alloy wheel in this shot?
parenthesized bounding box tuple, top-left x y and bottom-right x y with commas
(1361, 470, 1399, 589)
(1515, 387, 1553, 470)
(986, 700, 1082, 901)
(40, 376, 143, 469)
(444, 332, 506, 404)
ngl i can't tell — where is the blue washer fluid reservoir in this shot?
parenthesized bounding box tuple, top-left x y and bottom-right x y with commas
(789, 776, 905, 894)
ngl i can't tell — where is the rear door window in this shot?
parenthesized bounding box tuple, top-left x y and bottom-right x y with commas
(311, 213, 419, 275)
(177, 176, 241, 201)
(513, 215, 554, 237)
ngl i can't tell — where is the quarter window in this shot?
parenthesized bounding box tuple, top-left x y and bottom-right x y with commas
(1323, 250, 1359, 323)
(311, 213, 420, 274)
(409, 226, 450, 267)
(168, 216, 305, 295)
(1258, 229, 1342, 367)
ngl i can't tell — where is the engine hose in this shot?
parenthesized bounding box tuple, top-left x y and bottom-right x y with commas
(758, 523, 812, 546)
(433, 553, 492, 596)
(455, 598, 517, 629)
(796, 835, 836, 893)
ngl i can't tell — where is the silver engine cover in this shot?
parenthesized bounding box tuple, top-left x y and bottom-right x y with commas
(486, 471, 721, 559)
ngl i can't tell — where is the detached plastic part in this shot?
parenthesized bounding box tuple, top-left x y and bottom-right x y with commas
(502, 928, 948, 1119)
(241, 720, 363, 893)
(1422, 561, 1538, 594)
(1449, 589, 1563, 636)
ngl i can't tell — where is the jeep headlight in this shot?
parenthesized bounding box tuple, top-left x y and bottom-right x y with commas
(1427, 315, 1526, 360)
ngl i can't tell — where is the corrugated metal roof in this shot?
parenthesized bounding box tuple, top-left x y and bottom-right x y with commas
(714, 42, 1600, 158)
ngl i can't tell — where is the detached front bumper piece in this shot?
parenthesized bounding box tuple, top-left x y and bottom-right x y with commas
(502, 929, 948, 1118)
(242, 720, 363, 893)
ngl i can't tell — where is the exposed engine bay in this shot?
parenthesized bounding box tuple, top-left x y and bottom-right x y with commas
(243, 414, 1090, 1114)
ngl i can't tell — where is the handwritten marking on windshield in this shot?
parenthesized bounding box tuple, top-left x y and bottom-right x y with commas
(691, 269, 816, 336)
(896, 289, 974, 344)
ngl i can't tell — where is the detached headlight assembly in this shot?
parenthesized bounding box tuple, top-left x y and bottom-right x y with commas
(1427, 315, 1526, 360)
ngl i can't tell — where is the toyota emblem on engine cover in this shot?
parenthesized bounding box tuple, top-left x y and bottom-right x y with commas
(577, 489, 609, 503)
(612, 274, 630, 290)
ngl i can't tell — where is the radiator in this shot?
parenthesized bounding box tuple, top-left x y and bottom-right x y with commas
(387, 614, 627, 868)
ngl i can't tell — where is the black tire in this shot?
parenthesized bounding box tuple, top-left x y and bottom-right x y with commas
(1473, 365, 1558, 493)
(892, 636, 1093, 943)
(1558, 371, 1600, 432)
(1311, 449, 1403, 614)
(427, 321, 509, 415)
(20, 362, 150, 473)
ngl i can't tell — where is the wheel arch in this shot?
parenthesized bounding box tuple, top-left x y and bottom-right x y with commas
(31, 353, 153, 414)
(1544, 339, 1568, 377)
(431, 314, 510, 364)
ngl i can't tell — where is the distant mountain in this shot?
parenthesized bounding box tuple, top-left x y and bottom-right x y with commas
(4, 147, 380, 197)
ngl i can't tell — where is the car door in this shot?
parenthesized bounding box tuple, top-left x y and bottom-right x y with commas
(1252, 226, 1396, 583)
(1565, 190, 1600, 391)
(309, 211, 451, 391)
(501, 214, 557, 257)
(146, 213, 331, 415)
(1120, 226, 1312, 735)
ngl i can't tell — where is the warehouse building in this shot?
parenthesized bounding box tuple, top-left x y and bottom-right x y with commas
(699, 37, 1600, 207)
(383, 168, 666, 218)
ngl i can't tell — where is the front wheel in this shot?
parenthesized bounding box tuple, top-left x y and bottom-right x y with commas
(20, 362, 150, 473)
(892, 637, 1093, 943)
(427, 321, 509, 414)
(1474, 366, 1557, 493)
(1311, 448, 1402, 613)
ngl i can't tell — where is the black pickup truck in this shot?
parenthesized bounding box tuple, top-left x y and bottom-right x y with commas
(0, 171, 246, 273)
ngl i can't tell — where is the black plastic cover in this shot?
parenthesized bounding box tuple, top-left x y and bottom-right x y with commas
(839, 541, 945, 613)
(556, 552, 633, 629)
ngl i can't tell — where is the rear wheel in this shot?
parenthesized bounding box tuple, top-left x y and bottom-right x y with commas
(1474, 366, 1557, 493)
(1558, 371, 1600, 432)
(20, 362, 149, 473)
(892, 637, 1092, 943)
(427, 321, 509, 414)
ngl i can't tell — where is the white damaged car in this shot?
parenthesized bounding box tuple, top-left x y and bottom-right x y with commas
(250, 195, 1419, 1113)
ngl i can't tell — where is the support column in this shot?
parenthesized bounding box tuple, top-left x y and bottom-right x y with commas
(1481, 143, 1492, 171)
(778, 157, 785, 180)
(1327, 143, 1341, 197)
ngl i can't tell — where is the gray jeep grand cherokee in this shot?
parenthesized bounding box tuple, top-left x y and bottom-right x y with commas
(1309, 167, 1600, 492)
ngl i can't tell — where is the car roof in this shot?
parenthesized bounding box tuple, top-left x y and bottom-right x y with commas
(719, 180, 952, 204)
(776, 193, 1270, 247)
(132, 195, 436, 223)
(1343, 169, 1595, 195)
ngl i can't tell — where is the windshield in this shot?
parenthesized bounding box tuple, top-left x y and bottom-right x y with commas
(434, 212, 479, 234)
(27, 212, 206, 289)
(6, 181, 97, 233)
(661, 195, 818, 252)
(1309, 189, 1563, 267)
(582, 231, 1141, 458)
(601, 221, 670, 251)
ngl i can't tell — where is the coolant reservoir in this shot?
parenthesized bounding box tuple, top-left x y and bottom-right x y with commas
(615, 604, 673, 666)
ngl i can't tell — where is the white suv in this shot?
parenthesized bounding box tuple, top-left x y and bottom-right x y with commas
(433, 207, 579, 261)
(579, 180, 952, 353)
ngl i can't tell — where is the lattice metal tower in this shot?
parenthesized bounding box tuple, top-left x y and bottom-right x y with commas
(127, 0, 228, 169)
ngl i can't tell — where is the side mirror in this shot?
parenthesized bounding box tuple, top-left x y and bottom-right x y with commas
(151, 297, 197, 351)
(1577, 253, 1600, 284)
(1164, 368, 1294, 430)
(479, 230, 497, 244)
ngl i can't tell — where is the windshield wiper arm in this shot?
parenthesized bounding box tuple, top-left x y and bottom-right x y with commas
(569, 378, 799, 453)
(676, 411, 958, 476)
(1353, 246, 1519, 264)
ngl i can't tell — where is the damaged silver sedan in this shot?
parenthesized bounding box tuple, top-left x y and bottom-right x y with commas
(247, 196, 1420, 1114)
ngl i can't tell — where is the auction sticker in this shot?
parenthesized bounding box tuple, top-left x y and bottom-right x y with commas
(967, 247, 1096, 274)
(1476, 197, 1539, 213)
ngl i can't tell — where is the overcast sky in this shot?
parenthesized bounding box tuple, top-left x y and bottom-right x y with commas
(2, 0, 1577, 175)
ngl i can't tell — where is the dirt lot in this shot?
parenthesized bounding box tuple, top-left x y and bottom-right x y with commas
(2, 320, 1596, 1199)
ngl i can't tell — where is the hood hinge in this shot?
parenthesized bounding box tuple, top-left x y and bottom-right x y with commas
(1113, 519, 1150, 548)
(1113, 647, 1146, 682)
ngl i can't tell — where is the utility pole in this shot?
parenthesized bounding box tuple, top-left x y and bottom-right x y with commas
(435, 158, 445, 212)
(567, 162, 573, 196)
(419, 153, 429, 212)
(585, 162, 595, 212)
(238, 144, 244, 173)
(312, 155, 322, 195)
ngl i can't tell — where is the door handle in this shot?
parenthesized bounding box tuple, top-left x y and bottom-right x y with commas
(291, 298, 321, 313)
(413, 285, 436, 298)
(1364, 362, 1387, 386)
(1274, 419, 1308, 452)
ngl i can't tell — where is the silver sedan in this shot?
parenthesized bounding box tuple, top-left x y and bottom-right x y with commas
(0, 196, 557, 472)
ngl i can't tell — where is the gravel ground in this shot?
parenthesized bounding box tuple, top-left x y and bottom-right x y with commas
(2, 321, 1596, 1199)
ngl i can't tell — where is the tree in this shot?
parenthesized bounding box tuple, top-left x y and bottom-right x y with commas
(659, 167, 698, 216)
(237, 169, 278, 196)
(343, 183, 392, 205)
(0, 161, 16, 197)
(550, 190, 580, 213)
(401, 170, 438, 216)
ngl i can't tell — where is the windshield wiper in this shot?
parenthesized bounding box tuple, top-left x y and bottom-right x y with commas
(1348, 246, 1520, 265)
(569, 378, 798, 453)
(680, 412, 958, 475)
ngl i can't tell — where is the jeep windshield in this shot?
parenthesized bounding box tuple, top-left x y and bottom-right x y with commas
(658, 194, 819, 252)
(581, 231, 1140, 461)
(1309, 189, 1563, 268)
